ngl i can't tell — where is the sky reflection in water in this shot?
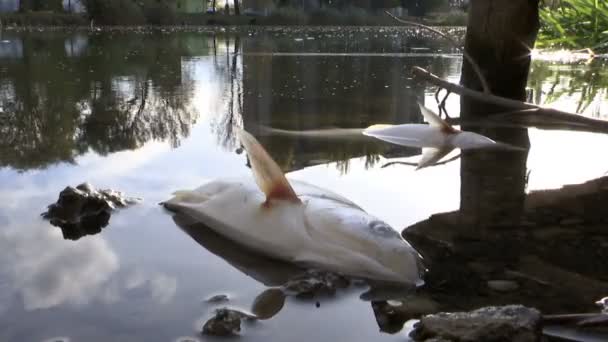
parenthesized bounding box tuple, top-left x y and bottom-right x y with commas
(0, 28, 607, 341)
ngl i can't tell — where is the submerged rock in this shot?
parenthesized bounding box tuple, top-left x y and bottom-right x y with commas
(41, 183, 140, 240)
(410, 305, 542, 342)
(205, 294, 230, 303)
(201, 308, 256, 336)
(282, 270, 350, 298)
(372, 296, 440, 334)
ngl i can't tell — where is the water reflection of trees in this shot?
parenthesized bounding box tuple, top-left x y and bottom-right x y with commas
(227, 31, 460, 173)
(210, 34, 244, 150)
(528, 59, 608, 117)
(0, 31, 199, 170)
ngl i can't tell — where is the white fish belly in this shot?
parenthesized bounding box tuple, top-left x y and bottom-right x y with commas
(364, 124, 448, 148)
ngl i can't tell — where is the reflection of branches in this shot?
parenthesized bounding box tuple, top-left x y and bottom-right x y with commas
(385, 11, 491, 95)
(413, 66, 608, 133)
(381, 153, 461, 169)
(82, 76, 197, 153)
(211, 36, 243, 150)
(529, 60, 608, 117)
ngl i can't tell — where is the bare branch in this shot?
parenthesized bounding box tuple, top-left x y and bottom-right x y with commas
(412, 66, 608, 132)
(385, 11, 491, 94)
(381, 153, 461, 169)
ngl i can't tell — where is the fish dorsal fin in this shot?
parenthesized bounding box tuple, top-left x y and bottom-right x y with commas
(417, 102, 457, 134)
(237, 128, 300, 205)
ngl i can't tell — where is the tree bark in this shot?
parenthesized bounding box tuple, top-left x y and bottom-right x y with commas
(233, 0, 240, 15)
(459, 0, 540, 226)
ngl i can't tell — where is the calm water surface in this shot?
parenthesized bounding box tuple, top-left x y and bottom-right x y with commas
(1, 27, 607, 341)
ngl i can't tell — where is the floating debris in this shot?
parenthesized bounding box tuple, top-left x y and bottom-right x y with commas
(41, 183, 141, 240)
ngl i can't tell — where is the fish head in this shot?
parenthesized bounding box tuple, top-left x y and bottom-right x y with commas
(303, 199, 424, 286)
(346, 214, 425, 285)
(369, 221, 425, 286)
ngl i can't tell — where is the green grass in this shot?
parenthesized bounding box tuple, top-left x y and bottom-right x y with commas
(539, 0, 608, 50)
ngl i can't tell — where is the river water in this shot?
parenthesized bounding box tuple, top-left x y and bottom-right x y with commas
(0, 27, 607, 341)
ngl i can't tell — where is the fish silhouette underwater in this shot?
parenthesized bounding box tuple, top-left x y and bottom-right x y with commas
(162, 128, 424, 286)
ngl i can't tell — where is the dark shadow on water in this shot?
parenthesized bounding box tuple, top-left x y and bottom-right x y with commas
(403, 125, 608, 315)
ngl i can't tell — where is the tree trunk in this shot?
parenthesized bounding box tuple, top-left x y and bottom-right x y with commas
(233, 0, 240, 15)
(459, 0, 540, 226)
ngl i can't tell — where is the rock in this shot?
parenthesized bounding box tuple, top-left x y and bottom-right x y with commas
(282, 270, 349, 298)
(487, 280, 520, 292)
(201, 308, 256, 336)
(205, 294, 230, 303)
(371, 295, 440, 334)
(41, 183, 141, 240)
(410, 305, 542, 342)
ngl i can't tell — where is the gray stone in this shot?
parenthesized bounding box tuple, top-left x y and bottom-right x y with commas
(410, 305, 542, 342)
(201, 308, 256, 336)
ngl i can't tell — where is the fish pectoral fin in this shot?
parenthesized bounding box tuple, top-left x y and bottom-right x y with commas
(363, 124, 394, 134)
(168, 190, 209, 204)
(417, 146, 454, 170)
(236, 128, 300, 205)
(417, 102, 457, 133)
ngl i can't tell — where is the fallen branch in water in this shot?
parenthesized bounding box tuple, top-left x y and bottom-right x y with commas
(381, 153, 461, 169)
(384, 11, 491, 95)
(412, 66, 608, 133)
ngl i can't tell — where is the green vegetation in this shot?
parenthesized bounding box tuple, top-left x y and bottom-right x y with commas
(539, 0, 608, 50)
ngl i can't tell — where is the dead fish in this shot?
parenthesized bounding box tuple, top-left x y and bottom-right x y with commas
(163, 128, 423, 286)
(363, 103, 523, 169)
(259, 126, 369, 142)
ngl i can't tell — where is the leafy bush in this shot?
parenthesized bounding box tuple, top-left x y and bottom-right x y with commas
(539, 0, 608, 50)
